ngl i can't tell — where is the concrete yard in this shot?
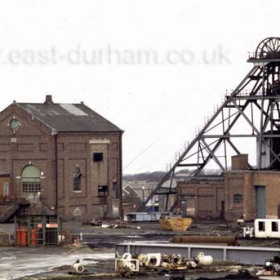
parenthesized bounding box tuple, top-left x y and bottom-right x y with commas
(0, 220, 277, 279)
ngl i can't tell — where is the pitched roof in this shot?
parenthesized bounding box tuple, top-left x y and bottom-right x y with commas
(15, 96, 122, 133)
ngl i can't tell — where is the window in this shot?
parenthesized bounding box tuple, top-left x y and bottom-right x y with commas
(98, 185, 108, 196)
(22, 182, 41, 193)
(73, 167, 82, 191)
(93, 153, 103, 162)
(233, 194, 243, 203)
(21, 165, 41, 193)
(10, 118, 21, 134)
(259, 221, 265, 232)
(272, 221, 279, 232)
(112, 180, 119, 199)
(3, 182, 9, 197)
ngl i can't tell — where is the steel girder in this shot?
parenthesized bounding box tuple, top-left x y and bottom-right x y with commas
(138, 38, 280, 212)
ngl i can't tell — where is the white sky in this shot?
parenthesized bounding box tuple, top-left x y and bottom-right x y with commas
(0, 0, 280, 174)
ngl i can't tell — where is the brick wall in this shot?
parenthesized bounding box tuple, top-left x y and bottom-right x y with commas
(178, 170, 280, 221)
(244, 171, 280, 220)
(225, 171, 280, 221)
(56, 133, 122, 220)
(224, 172, 244, 220)
(178, 180, 225, 219)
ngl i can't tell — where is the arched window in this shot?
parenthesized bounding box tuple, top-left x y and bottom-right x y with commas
(233, 193, 243, 203)
(73, 167, 82, 191)
(21, 165, 41, 193)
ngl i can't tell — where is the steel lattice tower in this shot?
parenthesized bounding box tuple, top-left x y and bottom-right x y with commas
(138, 37, 280, 212)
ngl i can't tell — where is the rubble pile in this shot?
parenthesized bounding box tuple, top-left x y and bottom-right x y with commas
(115, 251, 213, 275)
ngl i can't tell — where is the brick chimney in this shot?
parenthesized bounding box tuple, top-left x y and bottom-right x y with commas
(231, 154, 249, 170)
(44, 95, 53, 105)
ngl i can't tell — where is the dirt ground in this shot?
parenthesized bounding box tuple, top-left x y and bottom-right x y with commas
(0, 219, 275, 279)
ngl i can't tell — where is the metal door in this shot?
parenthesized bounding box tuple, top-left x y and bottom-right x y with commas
(255, 186, 266, 218)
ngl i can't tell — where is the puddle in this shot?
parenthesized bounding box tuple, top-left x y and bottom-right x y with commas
(0, 251, 114, 280)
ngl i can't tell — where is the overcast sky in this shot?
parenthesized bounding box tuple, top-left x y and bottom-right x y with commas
(0, 0, 280, 174)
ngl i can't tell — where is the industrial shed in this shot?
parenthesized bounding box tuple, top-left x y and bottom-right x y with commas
(178, 155, 280, 221)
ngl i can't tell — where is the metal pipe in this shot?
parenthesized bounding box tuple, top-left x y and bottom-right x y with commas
(54, 134, 58, 215)
(119, 131, 124, 219)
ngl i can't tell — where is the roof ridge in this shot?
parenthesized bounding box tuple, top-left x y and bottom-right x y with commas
(17, 102, 82, 105)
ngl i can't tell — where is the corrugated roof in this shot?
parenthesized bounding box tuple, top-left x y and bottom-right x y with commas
(16, 100, 122, 133)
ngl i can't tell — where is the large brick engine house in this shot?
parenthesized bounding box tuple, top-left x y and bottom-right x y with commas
(0, 95, 123, 221)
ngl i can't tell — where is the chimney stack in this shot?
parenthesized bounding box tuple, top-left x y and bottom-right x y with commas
(44, 95, 53, 105)
(231, 154, 249, 170)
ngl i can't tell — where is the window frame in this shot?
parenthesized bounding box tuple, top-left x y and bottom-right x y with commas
(73, 167, 82, 192)
(22, 182, 41, 193)
(233, 193, 243, 204)
(21, 165, 41, 194)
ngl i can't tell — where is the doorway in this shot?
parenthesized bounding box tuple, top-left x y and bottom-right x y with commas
(221, 201, 225, 219)
(181, 200, 187, 217)
(255, 185, 266, 218)
(3, 182, 9, 197)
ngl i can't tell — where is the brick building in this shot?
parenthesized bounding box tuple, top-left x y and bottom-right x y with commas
(178, 155, 280, 221)
(177, 178, 225, 219)
(0, 95, 123, 221)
